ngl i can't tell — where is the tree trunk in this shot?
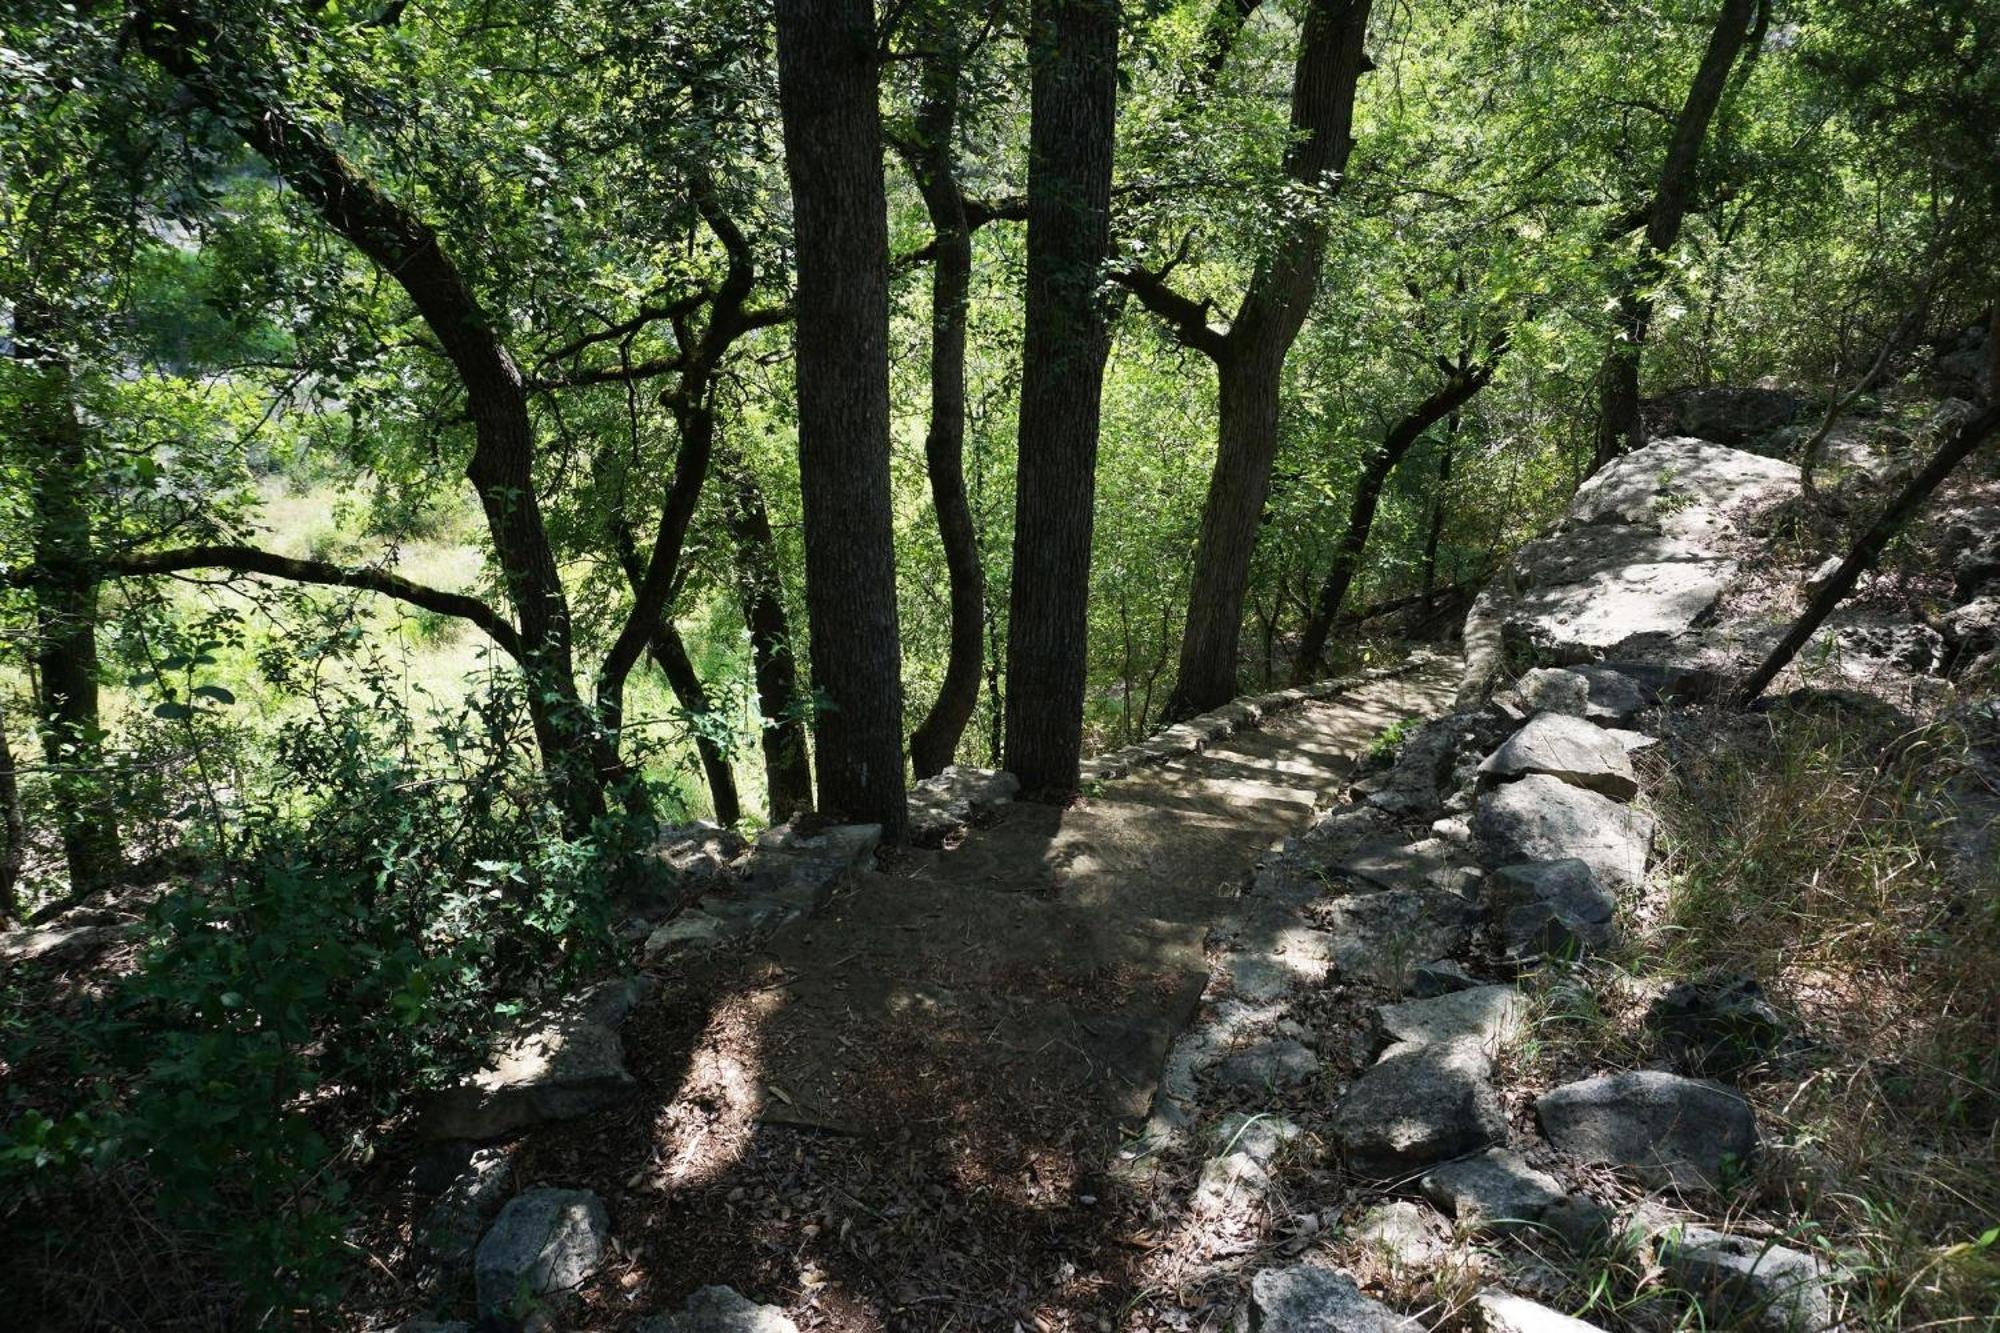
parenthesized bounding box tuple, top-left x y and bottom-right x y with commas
(137, 6, 612, 832)
(1160, 0, 1375, 717)
(0, 698, 27, 921)
(1736, 400, 2000, 704)
(722, 453, 815, 823)
(1003, 0, 1121, 796)
(1168, 348, 1285, 714)
(1591, 0, 1759, 470)
(1293, 351, 1503, 680)
(645, 621, 743, 826)
(774, 0, 908, 836)
(903, 44, 988, 780)
(14, 313, 122, 892)
(1419, 417, 1457, 614)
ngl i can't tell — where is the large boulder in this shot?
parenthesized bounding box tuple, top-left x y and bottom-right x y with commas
(1537, 1071, 1757, 1191)
(1491, 858, 1619, 960)
(1474, 776, 1653, 890)
(1316, 888, 1482, 982)
(419, 978, 650, 1141)
(473, 1188, 609, 1320)
(1246, 1267, 1419, 1332)
(1479, 713, 1638, 800)
(1458, 439, 1800, 703)
(1334, 1036, 1507, 1177)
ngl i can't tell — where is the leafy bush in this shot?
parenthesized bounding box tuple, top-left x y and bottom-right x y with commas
(0, 666, 622, 1316)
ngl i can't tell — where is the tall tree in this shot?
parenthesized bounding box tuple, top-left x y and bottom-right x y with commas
(134, 3, 621, 832)
(1003, 0, 1121, 795)
(898, 31, 989, 780)
(1120, 0, 1375, 717)
(773, 0, 908, 835)
(1592, 0, 1761, 469)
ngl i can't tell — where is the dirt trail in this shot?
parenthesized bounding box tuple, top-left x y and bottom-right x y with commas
(522, 661, 1460, 1327)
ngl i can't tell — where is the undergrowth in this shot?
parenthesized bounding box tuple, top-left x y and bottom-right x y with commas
(1514, 698, 2000, 1329)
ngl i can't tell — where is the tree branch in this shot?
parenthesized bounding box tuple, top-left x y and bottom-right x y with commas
(95, 546, 524, 662)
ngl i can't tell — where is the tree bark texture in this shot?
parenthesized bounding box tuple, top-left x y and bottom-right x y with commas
(1003, 0, 1121, 795)
(774, 0, 908, 835)
(903, 45, 989, 780)
(723, 454, 816, 823)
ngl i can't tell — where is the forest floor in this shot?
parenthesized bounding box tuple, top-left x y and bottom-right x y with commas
(360, 663, 1459, 1329)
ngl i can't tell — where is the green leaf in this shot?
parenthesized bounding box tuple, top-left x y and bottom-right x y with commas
(193, 685, 237, 706)
(153, 701, 195, 721)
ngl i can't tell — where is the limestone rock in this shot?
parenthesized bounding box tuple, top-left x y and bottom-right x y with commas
(1659, 1225, 1841, 1333)
(1211, 1038, 1320, 1091)
(1649, 974, 1786, 1077)
(1334, 1037, 1507, 1177)
(1570, 666, 1646, 724)
(1246, 1267, 1419, 1333)
(1569, 438, 1800, 529)
(1375, 984, 1524, 1059)
(418, 1146, 513, 1267)
(1515, 668, 1590, 717)
(638, 1285, 800, 1333)
(907, 766, 1021, 846)
(1209, 1111, 1305, 1162)
(1474, 776, 1653, 890)
(1943, 597, 2000, 666)
(1419, 1147, 1564, 1234)
(1662, 386, 1801, 446)
(1474, 1290, 1607, 1333)
(1353, 1200, 1441, 1269)
(1317, 888, 1482, 983)
(419, 978, 650, 1141)
(1479, 713, 1638, 800)
(1408, 958, 1479, 998)
(1492, 858, 1619, 959)
(1538, 1071, 1757, 1191)
(473, 1188, 609, 1319)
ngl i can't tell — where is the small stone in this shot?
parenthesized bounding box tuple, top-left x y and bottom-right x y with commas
(1353, 1200, 1441, 1269)
(473, 1188, 609, 1319)
(1493, 860, 1615, 923)
(1804, 555, 1844, 598)
(1659, 1225, 1840, 1333)
(1540, 1194, 1615, 1252)
(1649, 973, 1786, 1076)
(1247, 1266, 1419, 1332)
(1407, 958, 1478, 998)
(1208, 1112, 1304, 1163)
(1375, 984, 1524, 1059)
(1419, 1148, 1564, 1234)
(418, 1146, 513, 1267)
(1474, 1290, 1607, 1332)
(1334, 1037, 1507, 1177)
(1538, 1071, 1757, 1191)
(1211, 1038, 1321, 1091)
(1516, 668, 1591, 717)
(638, 1285, 800, 1333)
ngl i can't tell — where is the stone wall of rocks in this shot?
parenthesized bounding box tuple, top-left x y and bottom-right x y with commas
(1159, 660, 1844, 1332)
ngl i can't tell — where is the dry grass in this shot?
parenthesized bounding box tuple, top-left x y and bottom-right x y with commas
(1513, 698, 2000, 1329)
